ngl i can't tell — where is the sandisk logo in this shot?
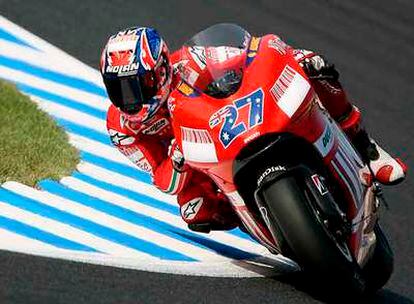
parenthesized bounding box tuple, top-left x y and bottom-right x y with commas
(257, 166, 286, 186)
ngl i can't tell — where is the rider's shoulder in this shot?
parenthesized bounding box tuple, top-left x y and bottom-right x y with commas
(106, 104, 122, 128)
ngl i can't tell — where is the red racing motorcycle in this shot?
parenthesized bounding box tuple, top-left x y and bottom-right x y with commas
(169, 23, 393, 294)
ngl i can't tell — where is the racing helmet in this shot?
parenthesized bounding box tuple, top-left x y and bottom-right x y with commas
(100, 27, 172, 123)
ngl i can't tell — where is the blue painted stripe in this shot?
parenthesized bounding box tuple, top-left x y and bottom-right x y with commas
(16, 82, 107, 120)
(56, 118, 110, 145)
(80, 152, 152, 184)
(74, 172, 254, 241)
(73, 172, 178, 215)
(0, 215, 98, 252)
(229, 227, 256, 241)
(0, 188, 194, 261)
(0, 54, 106, 96)
(39, 180, 256, 260)
(0, 28, 36, 49)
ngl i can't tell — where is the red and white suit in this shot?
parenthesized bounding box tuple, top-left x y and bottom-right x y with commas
(106, 36, 363, 230)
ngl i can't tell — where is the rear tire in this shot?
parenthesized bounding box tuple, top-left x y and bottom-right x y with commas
(260, 174, 366, 295)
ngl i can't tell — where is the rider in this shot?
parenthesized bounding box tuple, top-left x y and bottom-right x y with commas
(100, 26, 407, 233)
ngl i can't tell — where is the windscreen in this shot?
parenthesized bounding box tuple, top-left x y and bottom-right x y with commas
(179, 23, 251, 98)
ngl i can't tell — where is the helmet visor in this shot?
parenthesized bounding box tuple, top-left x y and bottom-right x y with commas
(103, 73, 157, 115)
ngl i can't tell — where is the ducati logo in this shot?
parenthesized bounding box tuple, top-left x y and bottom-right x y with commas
(311, 174, 328, 195)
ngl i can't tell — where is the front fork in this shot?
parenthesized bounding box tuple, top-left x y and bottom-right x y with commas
(355, 181, 385, 267)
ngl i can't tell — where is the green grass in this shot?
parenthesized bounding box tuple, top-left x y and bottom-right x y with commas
(0, 80, 79, 187)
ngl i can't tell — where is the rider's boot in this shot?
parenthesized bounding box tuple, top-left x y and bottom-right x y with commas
(338, 106, 407, 185)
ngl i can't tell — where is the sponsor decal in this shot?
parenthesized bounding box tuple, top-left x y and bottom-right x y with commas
(189, 46, 207, 69)
(323, 125, 332, 148)
(181, 65, 199, 86)
(293, 49, 314, 61)
(311, 174, 329, 195)
(108, 129, 135, 146)
(181, 127, 218, 163)
(167, 96, 176, 113)
(244, 131, 260, 144)
(106, 62, 139, 75)
(181, 127, 213, 144)
(330, 126, 364, 210)
(320, 80, 343, 95)
(181, 197, 203, 220)
(111, 28, 140, 40)
(313, 122, 334, 157)
(270, 65, 310, 118)
(209, 106, 231, 129)
(246, 37, 261, 63)
(271, 65, 296, 101)
(142, 118, 169, 135)
(106, 30, 140, 76)
(250, 37, 260, 51)
(177, 82, 194, 96)
(209, 89, 264, 148)
(226, 191, 245, 207)
(257, 166, 286, 186)
(268, 38, 288, 55)
(206, 46, 243, 64)
(120, 147, 153, 174)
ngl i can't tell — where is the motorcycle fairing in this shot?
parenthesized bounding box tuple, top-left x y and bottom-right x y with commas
(170, 30, 372, 258)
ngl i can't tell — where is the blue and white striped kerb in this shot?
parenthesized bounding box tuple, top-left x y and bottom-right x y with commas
(0, 16, 297, 277)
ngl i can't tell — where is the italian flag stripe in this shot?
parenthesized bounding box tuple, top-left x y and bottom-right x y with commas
(165, 170, 180, 194)
(165, 170, 188, 195)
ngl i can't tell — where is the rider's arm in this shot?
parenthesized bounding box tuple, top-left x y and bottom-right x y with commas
(131, 137, 190, 195)
(293, 49, 339, 80)
(293, 48, 353, 121)
(106, 106, 190, 195)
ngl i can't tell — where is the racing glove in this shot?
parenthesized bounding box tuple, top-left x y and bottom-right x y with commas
(300, 55, 339, 81)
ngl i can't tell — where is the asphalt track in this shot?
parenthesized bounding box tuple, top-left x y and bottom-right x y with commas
(0, 0, 413, 303)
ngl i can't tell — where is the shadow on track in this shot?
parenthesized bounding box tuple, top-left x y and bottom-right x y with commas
(276, 272, 414, 304)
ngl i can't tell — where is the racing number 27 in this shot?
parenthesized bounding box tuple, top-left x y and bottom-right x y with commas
(218, 89, 264, 148)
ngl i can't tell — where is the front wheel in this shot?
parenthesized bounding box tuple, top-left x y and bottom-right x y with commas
(258, 173, 366, 295)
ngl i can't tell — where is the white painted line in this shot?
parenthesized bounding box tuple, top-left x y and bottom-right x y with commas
(76, 162, 279, 258)
(58, 177, 269, 255)
(77, 161, 178, 206)
(0, 16, 102, 85)
(0, 38, 102, 83)
(0, 202, 152, 258)
(1, 182, 225, 261)
(0, 227, 59, 252)
(0, 244, 297, 278)
(68, 133, 137, 168)
(0, 65, 109, 111)
(31, 96, 107, 134)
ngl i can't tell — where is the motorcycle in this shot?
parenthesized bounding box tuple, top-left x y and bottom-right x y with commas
(168, 23, 393, 294)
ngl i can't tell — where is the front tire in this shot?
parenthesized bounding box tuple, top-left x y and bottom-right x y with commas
(259, 174, 366, 295)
